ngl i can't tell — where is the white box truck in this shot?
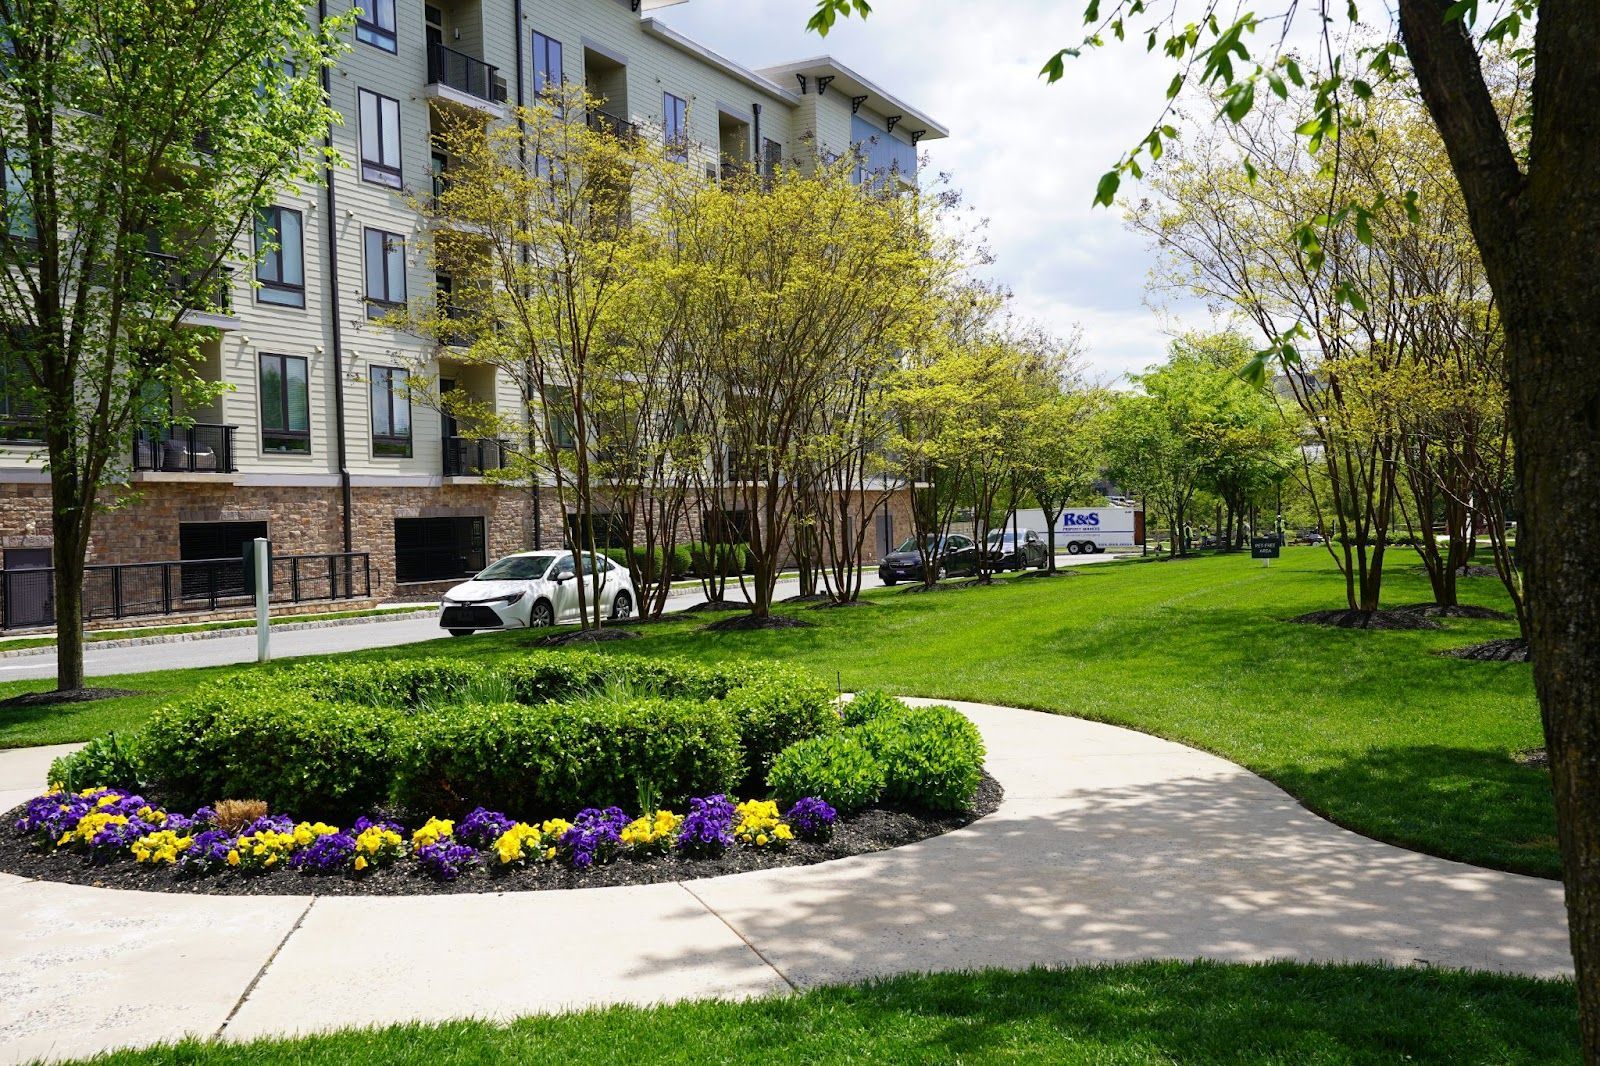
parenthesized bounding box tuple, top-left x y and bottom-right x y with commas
(1008, 507, 1145, 555)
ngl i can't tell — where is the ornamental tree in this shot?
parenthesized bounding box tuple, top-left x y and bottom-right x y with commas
(814, 2, 1600, 1052)
(0, 0, 345, 690)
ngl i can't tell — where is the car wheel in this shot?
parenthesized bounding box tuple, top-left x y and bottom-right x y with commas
(936, 564, 948, 581)
(529, 600, 554, 627)
(1067, 541, 1082, 555)
(882, 576, 897, 586)
(611, 590, 633, 620)
(448, 629, 473, 638)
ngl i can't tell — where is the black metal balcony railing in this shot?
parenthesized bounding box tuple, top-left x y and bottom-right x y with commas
(443, 435, 511, 477)
(427, 43, 506, 104)
(0, 552, 373, 630)
(586, 108, 638, 140)
(132, 423, 238, 473)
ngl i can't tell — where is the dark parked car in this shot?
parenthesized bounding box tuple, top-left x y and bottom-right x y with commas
(985, 528, 1048, 570)
(877, 534, 980, 585)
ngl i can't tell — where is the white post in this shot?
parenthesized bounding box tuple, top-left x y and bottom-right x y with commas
(254, 537, 271, 663)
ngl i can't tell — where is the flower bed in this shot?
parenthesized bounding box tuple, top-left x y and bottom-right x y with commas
(1, 776, 1003, 896)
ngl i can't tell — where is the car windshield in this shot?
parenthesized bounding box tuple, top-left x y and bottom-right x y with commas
(476, 554, 558, 580)
(895, 537, 940, 553)
(987, 532, 1017, 546)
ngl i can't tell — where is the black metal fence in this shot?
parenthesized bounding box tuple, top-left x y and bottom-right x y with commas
(586, 108, 638, 140)
(0, 552, 372, 630)
(443, 436, 511, 477)
(132, 423, 238, 473)
(427, 44, 505, 103)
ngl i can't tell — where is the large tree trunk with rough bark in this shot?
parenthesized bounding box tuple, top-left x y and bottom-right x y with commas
(1400, 1, 1600, 1055)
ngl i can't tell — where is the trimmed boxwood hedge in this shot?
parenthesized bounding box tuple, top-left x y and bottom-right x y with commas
(768, 696, 986, 814)
(392, 697, 743, 817)
(125, 651, 837, 820)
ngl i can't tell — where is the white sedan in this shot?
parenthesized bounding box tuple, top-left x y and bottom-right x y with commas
(438, 550, 637, 635)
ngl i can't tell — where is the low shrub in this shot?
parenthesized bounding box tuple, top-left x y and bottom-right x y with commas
(715, 672, 840, 791)
(686, 541, 751, 579)
(858, 705, 986, 811)
(839, 690, 906, 729)
(391, 697, 743, 818)
(137, 682, 398, 818)
(767, 732, 886, 814)
(603, 545, 694, 583)
(48, 732, 142, 793)
(768, 704, 985, 813)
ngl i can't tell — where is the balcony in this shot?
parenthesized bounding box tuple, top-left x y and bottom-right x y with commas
(133, 423, 238, 475)
(443, 435, 511, 478)
(141, 251, 241, 331)
(586, 108, 638, 141)
(425, 44, 507, 117)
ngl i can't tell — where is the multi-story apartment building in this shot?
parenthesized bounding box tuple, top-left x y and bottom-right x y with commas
(0, 0, 945, 631)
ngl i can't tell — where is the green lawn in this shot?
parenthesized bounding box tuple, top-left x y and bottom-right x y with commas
(0, 547, 1552, 876)
(63, 962, 1579, 1065)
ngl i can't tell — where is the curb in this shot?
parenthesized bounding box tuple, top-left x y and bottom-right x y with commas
(0, 609, 439, 660)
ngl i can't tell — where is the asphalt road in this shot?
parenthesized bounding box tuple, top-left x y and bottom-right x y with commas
(0, 554, 1119, 682)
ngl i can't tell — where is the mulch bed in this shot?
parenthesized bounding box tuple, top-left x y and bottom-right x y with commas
(1440, 637, 1531, 662)
(898, 579, 984, 595)
(701, 613, 815, 631)
(779, 593, 832, 605)
(1393, 602, 1513, 621)
(1289, 609, 1442, 630)
(1512, 747, 1549, 769)
(808, 599, 874, 610)
(0, 687, 142, 709)
(533, 629, 642, 647)
(0, 776, 1002, 897)
(680, 599, 754, 613)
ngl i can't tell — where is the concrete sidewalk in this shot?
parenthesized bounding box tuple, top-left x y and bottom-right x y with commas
(0, 700, 1570, 1064)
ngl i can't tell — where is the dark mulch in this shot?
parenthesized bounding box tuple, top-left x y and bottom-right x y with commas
(0, 687, 141, 709)
(681, 599, 754, 613)
(1440, 637, 1531, 663)
(701, 613, 814, 631)
(0, 775, 1002, 897)
(898, 579, 983, 595)
(1455, 565, 1499, 578)
(779, 593, 832, 605)
(1393, 602, 1513, 621)
(1513, 747, 1549, 769)
(1020, 570, 1075, 580)
(1289, 609, 1442, 630)
(808, 599, 874, 610)
(533, 629, 642, 647)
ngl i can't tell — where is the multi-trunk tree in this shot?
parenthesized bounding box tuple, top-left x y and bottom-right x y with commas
(0, 0, 344, 690)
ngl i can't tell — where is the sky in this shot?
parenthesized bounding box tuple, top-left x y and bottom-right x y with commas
(654, 0, 1221, 384)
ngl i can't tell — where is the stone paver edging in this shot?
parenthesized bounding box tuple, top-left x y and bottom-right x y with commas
(0, 700, 1572, 1065)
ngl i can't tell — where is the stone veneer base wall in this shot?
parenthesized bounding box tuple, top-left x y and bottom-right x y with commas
(0, 481, 915, 630)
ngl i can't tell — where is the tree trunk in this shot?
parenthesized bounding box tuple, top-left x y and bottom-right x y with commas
(1396, 4, 1600, 1050)
(49, 465, 89, 692)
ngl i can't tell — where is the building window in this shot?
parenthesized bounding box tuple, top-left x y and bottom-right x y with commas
(762, 138, 782, 179)
(543, 386, 575, 449)
(663, 91, 687, 162)
(258, 352, 310, 453)
(0, 334, 40, 442)
(532, 31, 562, 97)
(254, 206, 304, 308)
(370, 365, 411, 457)
(355, 0, 397, 53)
(3, 149, 34, 242)
(358, 89, 402, 188)
(363, 228, 406, 318)
(702, 507, 751, 544)
(565, 510, 632, 549)
(430, 149, 448, 206)
(394, 515, 485, 583)
(179, 521, 268, 599)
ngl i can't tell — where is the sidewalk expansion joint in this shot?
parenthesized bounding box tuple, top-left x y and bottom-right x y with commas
(678, 881, 797, 993)
(215, 895, 317, 1039)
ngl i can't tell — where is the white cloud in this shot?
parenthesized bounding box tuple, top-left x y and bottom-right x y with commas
(656, 0, 1218, 381)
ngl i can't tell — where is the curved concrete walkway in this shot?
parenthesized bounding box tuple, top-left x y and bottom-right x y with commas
(0, 700, 1572, 1065)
